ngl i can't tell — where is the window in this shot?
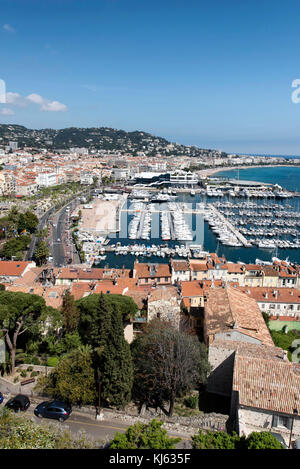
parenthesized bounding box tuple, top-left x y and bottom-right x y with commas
(272, 414, 292, 429)
(165, 277, 169, 282)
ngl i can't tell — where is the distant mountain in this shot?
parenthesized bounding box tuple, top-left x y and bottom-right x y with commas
(0, 124, 225, 158)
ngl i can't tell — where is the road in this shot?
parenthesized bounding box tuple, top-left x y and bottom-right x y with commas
(51, 198, 81, 267)
(11, 405, 192, 447)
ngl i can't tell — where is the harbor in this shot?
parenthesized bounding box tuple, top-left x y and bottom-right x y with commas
(67, 177, 300, 268)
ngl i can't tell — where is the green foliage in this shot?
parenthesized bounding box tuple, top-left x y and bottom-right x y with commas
(0, 408, 102, 449)
(0, 291, 46, 373)
(37, 346, 97, 406)
(192, 430, 241, 449)
(184, 395, 198, 410)
(18, 210, 39, 234)
(99, 308, 133, 408)
(245, 432, 285, 449)
(61, 289, 79, 332)
(132, 320, 211, 415)
(20, 370, 27, 378)
(47, 356, 59, 367)
(270, 329, 300, 361)
(0, 234, 31, 259)
(191, 430, 284, 449)
(76, 293, 138, 345)
(110, 419, 181, 449)
(34, 240, 49, 266)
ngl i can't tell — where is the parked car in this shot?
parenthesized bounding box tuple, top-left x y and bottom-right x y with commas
(34, 401, 72, 422)
(270, 432, 288, 449)
(5, 394, 30, 412)
(0, 392, 3, 404)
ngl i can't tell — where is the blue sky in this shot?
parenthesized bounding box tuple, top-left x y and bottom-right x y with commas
(1, 0, 300, 155)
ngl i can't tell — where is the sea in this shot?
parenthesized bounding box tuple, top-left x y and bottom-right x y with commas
(95, 165, 300, 269)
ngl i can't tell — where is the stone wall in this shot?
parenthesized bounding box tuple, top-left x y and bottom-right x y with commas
(148, 298, 181, 329)
(237, 407, 300, 447)
(207, 346, 235, 397)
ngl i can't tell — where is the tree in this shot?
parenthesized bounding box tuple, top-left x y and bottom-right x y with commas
(109, 419, 181, 449)
(36, 345, 97, 406)
(99, 308, 133, 408)
(191, 430, 284, 449)
(132, 320, 211, 416)
(77, 293, 138, 346)
(0, 291, 45, 374)
(192, 430, 242, 449)
(34, 240, 49, 265)
(18, 210, 39, 234)
(61, 289, 79, 332)
(245, 431, 285, 449)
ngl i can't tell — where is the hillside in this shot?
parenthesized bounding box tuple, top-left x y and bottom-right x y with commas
(0, 124, 225, 158)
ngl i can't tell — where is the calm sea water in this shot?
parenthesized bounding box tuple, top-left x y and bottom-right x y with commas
(214, 166, 300, 192)
(94, 167, 300, 268)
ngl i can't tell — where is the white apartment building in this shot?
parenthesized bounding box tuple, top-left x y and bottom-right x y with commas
(37, 172, 57, 187)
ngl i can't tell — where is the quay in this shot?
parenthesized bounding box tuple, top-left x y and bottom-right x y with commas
(210, 205, 251, 247)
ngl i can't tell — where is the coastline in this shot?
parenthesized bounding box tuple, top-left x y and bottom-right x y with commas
(199, 164, 300, 178)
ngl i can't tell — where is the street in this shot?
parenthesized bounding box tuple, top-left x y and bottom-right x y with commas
(10, 404, 192, 447)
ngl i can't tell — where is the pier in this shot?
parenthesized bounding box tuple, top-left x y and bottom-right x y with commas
(210, 206, 251, 247)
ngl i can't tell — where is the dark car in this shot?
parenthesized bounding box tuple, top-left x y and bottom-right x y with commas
(0, 392, 3, 404)
(5, 394, 30, 412)
(34, 400, 72, 422)
(270, 432, 288, 449)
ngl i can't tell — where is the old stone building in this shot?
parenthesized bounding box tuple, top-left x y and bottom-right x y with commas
(147, 286, 182, 330)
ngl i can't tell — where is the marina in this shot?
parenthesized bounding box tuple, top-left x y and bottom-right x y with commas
(70, 169, 300, 268)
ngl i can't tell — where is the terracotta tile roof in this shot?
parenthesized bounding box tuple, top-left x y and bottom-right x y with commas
(134, 262, 171, 279)
(205, 286, 274, 346)
(56, 267, 104, 281)
(233, 353, 300, 415)
(190, 262, 208, 272)
(238, 286, 300, 304)
(227, 264, 244, 274)
(148, 286, 179, 302)
(170, 259, 190, 271)
(210, 338, 285, 361)
(181, 281, 204, 297)
(244, 264, 262, 271)
(262, 267, 279, 277)
(0, 261, 33, 278)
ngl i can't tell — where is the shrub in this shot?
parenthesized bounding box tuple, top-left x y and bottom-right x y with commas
(20, 370, 27, 378)
(30, 371, 38, 378)
(184, 395, 198, 409)
(32, 357, 40, 365)
(47, 357, 59, 367)
(27, 366, 34, 372)
(13, 376, 19, 383)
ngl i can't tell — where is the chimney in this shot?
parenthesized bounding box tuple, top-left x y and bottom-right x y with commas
(264, 291, 268, 299)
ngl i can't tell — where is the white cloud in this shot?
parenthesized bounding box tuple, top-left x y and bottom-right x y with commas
(6, 91, 68, 112)
(0, 108, 14, 115)
(6, 92, 27, 107)
(26, 93, 45, 105)
(3, 24, 15, 33)
(41, 100, 67, 112)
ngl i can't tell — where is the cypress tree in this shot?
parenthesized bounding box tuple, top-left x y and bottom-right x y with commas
(100, 307, 133, 409)
(62, 289, 79, 333)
